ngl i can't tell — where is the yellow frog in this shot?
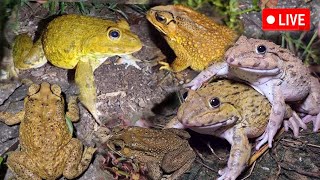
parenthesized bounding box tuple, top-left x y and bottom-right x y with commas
(146, 4, 237, 72)
(106, 126, 196, 180)
(166, 80, 292, 180)
(13, 14, 142, 123)
(0, 82, 96, 179)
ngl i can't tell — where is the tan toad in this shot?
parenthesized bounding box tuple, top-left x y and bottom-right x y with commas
(107, 126, 196, 180)
(0, 82, 96, 179)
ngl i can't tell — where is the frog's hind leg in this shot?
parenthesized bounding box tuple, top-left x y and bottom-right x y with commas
(13, 34, 47, 70)
(63, 138, 96, 179)
(75, 60, 101, 126)
(6, 151, 41, 180)
(161, 144, 196, 180)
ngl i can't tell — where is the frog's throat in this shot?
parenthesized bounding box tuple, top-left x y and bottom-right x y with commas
(236, 67, 280, 75)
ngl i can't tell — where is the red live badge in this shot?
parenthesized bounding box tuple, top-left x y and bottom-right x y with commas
(262, 8, 310, 31)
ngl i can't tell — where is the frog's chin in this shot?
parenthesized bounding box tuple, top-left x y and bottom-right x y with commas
(237, 67, 280, 75)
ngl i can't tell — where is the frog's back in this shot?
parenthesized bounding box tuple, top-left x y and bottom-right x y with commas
(19, 95, 72, 154)
(208, 80, 271, 137)
(42, 14, 117, 69)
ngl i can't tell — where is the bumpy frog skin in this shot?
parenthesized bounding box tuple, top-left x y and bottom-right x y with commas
(146, 5, 237, 72)
(185, 36, 320, 149)
(0, 82, 96, 179)
(13, 14, 142, 124)
(107, 126, 196, 180)
(166, 80, 289, 180)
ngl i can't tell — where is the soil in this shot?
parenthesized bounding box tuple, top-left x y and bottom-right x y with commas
(0, 1, 320, 180)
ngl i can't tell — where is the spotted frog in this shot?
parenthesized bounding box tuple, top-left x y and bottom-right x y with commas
(106, 126, 196, 180)
(146, 4, 237, 72)
(166, 80, 293, 180)
(0, 82, 96, 179)
(185, 36, 319, 149)
(13, 14, 142, 124)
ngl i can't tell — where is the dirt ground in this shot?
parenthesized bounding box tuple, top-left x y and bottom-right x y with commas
(0, 1, 320, 180)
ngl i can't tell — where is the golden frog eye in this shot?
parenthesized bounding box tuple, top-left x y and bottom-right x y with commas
(108, 28, 121, 40)
(256, 45, 267, 54)
(155, 12, 167, 24)
(27, 84, 40, 96)
(209, 97, 220, 108)
(51, 84, 61, 96)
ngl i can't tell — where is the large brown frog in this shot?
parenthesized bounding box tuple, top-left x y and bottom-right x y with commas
(146, 4, 237, 72)
(166, 80, 292, 180)
(0, 82, 96, 179)
(106, 126, 196, 180)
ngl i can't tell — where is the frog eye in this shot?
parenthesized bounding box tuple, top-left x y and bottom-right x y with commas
(108, 29, 121, 40)
(182, 91, 188, 100)
(209, 97, 220, 108)
(27, 84, 40, 96)
(51, 84, 61, 96)
(155, 12, 167, 24)
(256, 45, 267, 54)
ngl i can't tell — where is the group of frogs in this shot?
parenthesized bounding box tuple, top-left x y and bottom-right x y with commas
(0, 4, 319, 180)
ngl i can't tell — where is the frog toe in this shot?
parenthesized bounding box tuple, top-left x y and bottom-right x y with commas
(159, 61, 173, 71)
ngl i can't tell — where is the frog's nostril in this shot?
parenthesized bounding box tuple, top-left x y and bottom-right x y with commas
(227, 57, 234, 63)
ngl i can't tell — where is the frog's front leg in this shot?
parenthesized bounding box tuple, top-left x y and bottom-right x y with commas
(62, 138, 96, 179)
(184, 62, 229, 90)
(161, 144, 196, 180)
(256, 85, 286, 150)
(116, 54, 142, 70)
(0, 111, 24, 125)
(7, 151, 41, 180)
(218, 126, 250, 180)
(66, 96, 80, 122)
(75, 59, 101, 126)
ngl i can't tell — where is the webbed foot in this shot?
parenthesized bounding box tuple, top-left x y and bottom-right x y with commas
(302, 114, 320, 132)
(116, 54, 142, 70)
(284, 111, 307, 137)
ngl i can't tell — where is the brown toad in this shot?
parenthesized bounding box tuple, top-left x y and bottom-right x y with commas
(106, 126, 195, 180)
(0, 82, 96, 179)
(146, 4, 237, 72)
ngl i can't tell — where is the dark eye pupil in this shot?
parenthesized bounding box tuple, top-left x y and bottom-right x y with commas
(182, 91, 188, 100)
(257, 45, 266, 54)
(114, 144, 122, 151)
(155, 12, 166, 23)
(110, 30, 119, 38)
(210, 97, 220, 108)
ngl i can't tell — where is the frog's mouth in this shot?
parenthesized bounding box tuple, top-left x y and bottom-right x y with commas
(185, 117, 238, 135)
(237, 67, 280, 75)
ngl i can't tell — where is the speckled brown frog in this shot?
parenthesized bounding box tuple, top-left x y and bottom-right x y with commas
(166, 80, 292, 180)
(146, 4, 237, 72)
(0, 82, 96, 179)
(106, 126, 196, 180)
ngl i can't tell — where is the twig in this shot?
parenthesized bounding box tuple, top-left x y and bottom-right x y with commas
(248, 128, 285, 166)
(279, 162, 320, 178)
(241, 161, 256, 180)
(195, 159, 217, 172)
(281, 139, 320, 149)
(207, 142, 224, 161)
(194, 149, 217, 173)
